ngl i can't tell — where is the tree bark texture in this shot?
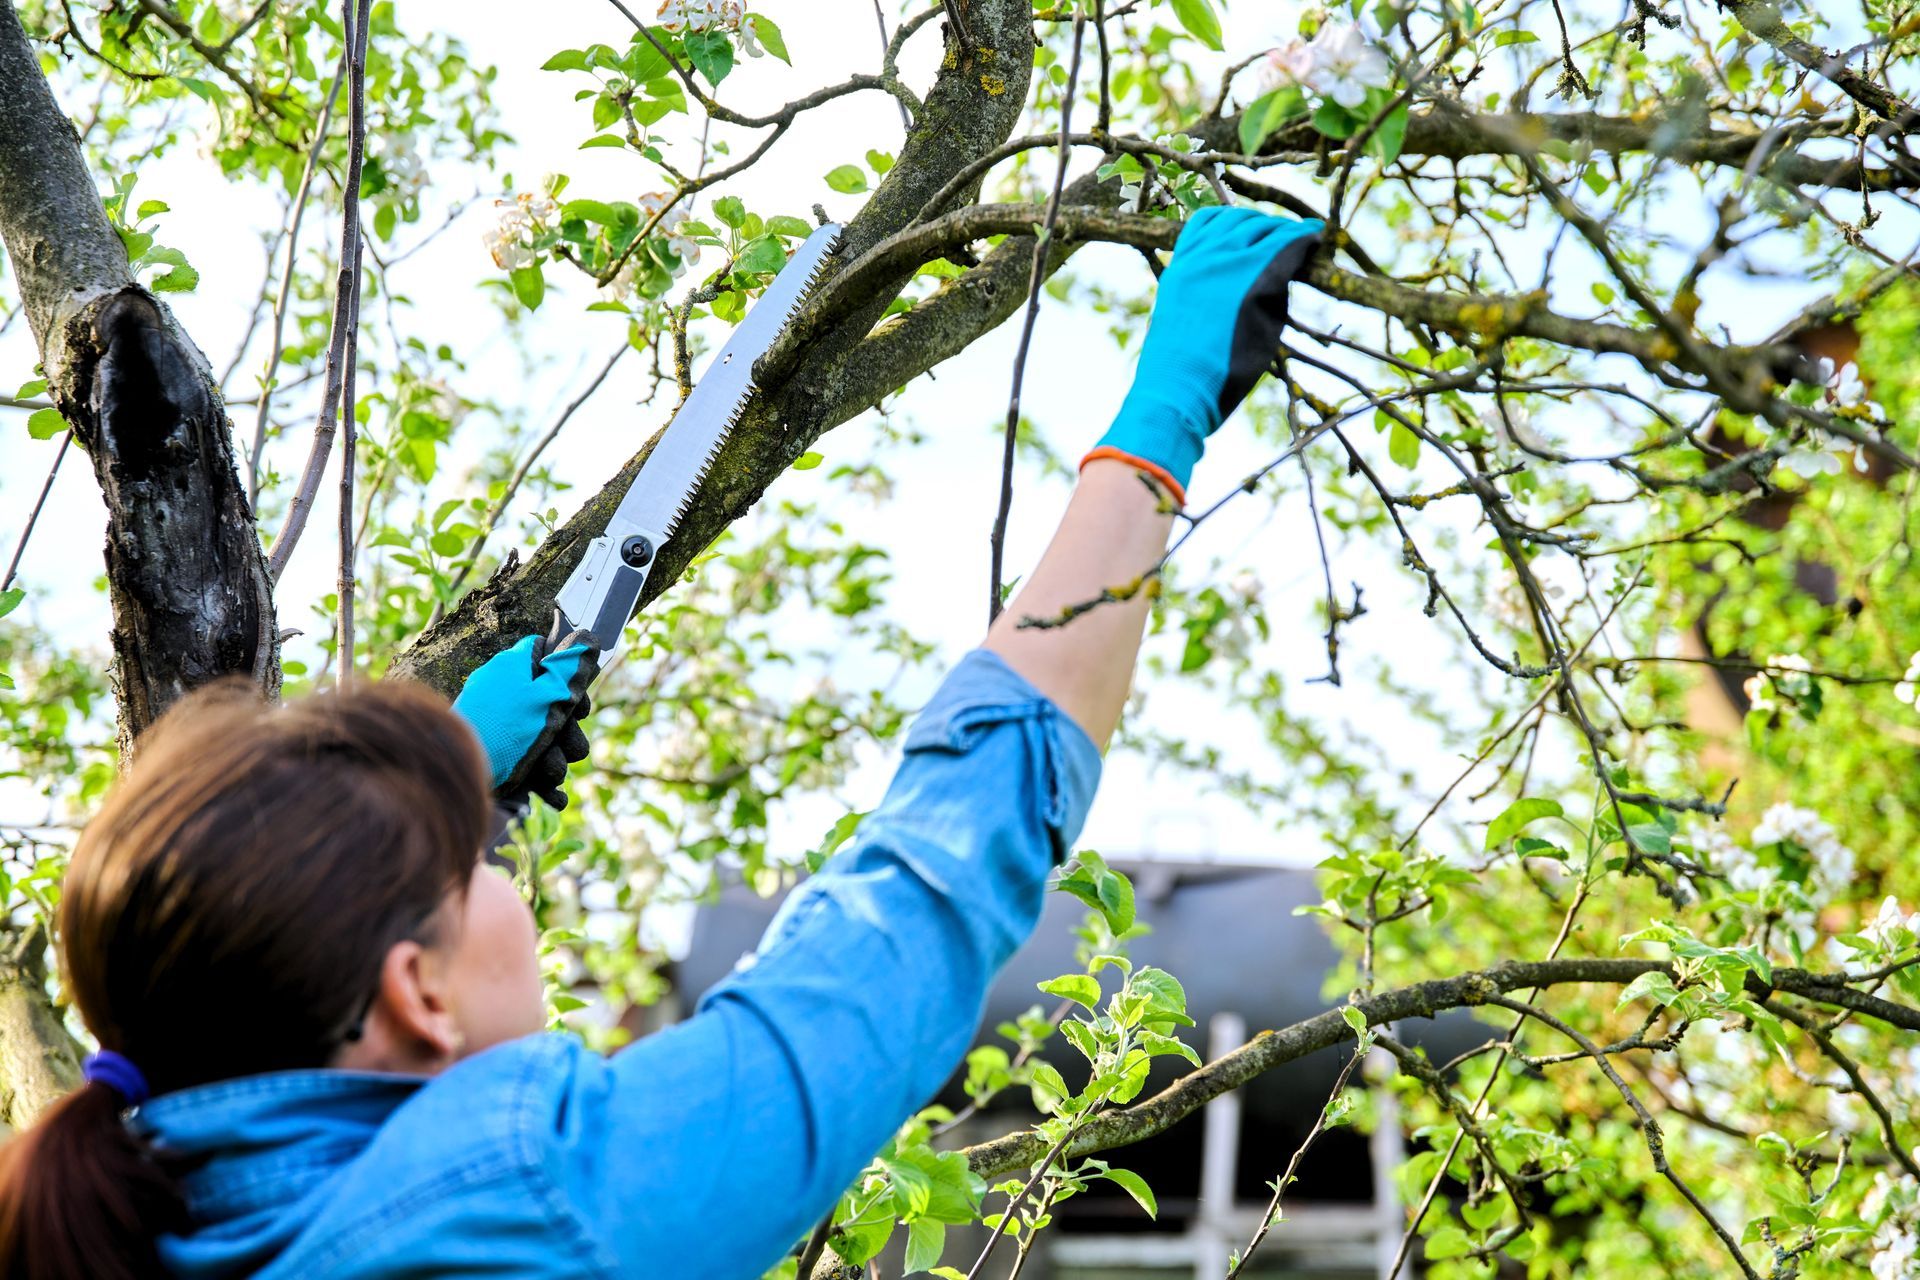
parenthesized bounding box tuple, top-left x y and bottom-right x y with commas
(0, 0, 280, 757)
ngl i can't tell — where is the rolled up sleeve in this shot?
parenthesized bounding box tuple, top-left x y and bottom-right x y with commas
(557, 650, 1101, 1275)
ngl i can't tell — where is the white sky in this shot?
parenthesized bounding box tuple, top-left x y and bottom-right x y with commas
(0, 0, 1877, 869)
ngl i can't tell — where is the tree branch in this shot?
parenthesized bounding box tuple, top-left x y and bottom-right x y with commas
(959, 958, 1920, 1179)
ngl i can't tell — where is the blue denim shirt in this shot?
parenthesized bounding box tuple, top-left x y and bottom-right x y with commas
(134, 650, 1101, 1278)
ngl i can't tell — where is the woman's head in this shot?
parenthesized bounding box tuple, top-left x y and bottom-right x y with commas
(0, 676, 546, 1278)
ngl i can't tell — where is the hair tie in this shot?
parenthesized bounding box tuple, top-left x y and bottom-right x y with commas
(83, 1050, 151, 1107)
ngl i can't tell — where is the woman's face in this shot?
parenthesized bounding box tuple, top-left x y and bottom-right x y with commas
(440, 862, 547, 1054)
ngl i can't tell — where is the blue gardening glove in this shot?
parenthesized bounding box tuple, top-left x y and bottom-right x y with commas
(452, 635, 598, 811)
(1085, 206, 1323, 504)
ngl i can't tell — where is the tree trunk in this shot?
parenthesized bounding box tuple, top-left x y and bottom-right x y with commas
(0, 0, 281, 1123)
(0, 1, 280, 753)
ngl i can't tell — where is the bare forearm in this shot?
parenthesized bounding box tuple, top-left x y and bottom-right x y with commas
(984, 459, 1174, 750)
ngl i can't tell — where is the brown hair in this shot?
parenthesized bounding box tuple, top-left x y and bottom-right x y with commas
(0, 678, 490, 1280)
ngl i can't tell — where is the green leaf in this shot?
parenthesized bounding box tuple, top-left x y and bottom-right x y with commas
(1342, 1004, 1370, 1038)
(26, 408, 65, 440)
(510, 265, 546, 310)
(1425, 1226, 1472, 1260)
(682, 29, 734, 86)
(807, 810, 865, 873)
(591, 90, 621, 131)
(0, 588, 24, 620)
(1485, 797, 1563, 850)
(1312, 100, 1360, 140)
(0, 671, 12, 691)
(1027, 1060, 1071, 1101)
(1494, 29, 1539, 45)
(904, 1218, 944, 1273)
(712, 194, 748, 228)
(579, 135, 628, 150)
(1462, 1196, 1506, 1230)
(1238, 86, 1306, 153)
(14, 379, 46, 399)
(767, 214, 813, 238)
(150, 262, 200, 293)
(1168, 0, 1223, 49)
(735, 234, 788, 275)
(563, 199, 624, 226)
(1388, 421, 1421, 468)
(373, 202, 397, 242)
(1368, 103, 1410, 165)
(135, 198, 170, 219)
(541, 49, 591, 72)
(824, 164, 869, 194)
(747, 13, 790, 64)
(1038, 973, 1101, 1008)
(1099, 1167, 1158, 1219)
(1138, 1029, 1201, 1066)
(886, 1157, 934, 1216)
(866, 148, 895, 174)
(1616, 969, 1679, 1009)
(1095, 868, 1135, 934)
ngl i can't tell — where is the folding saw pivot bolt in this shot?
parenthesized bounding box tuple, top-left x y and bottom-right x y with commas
(549, 221, 843, 651)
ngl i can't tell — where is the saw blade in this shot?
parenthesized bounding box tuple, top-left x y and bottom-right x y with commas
(607, 220, 841, 542)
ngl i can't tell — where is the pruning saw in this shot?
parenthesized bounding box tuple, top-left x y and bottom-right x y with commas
(549, 220, 842, 652)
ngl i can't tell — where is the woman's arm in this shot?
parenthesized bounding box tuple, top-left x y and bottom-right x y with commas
(539, 206, 1323, 1276)
(985, 457, 1174, 751)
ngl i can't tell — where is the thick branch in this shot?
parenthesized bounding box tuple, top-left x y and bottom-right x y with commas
(392, 0, 1039, 692)
(1721, 0, 1920, 129)
(959, 958, 1920, 1178)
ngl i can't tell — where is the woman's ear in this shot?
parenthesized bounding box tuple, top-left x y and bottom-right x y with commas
(379, 938, 464, 1060)
(333, 939, 464, 1073)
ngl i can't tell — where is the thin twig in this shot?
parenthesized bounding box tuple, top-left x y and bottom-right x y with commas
(2, 434, 71, 594)
(988, 15, 1085, 625)
(436, 342, 635, 616)
(334, 0, 371, 683)
(250, 48, 347, 504)
(266, 18, 368, 583)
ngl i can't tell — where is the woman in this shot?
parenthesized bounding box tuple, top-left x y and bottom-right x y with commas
(0, 206, 1319, 1278)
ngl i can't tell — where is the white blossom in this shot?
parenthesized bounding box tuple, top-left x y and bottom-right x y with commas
(482, 192, 559, 271)
(1304, 22, 1391, 108)
(1750, 803, 1854, 897)
(657, 0, 742, 33)
(1861, 895, 1920, 950)
(1698, 828, 1772, 894)
(1260, 39, 1317, 91)
(1894, 651, 1920, 708)
(1258, 21, 1390, 109)
(1229, 569, 1262, 604)
(370, 129, 426, 197)
(1872, 1225, 1919, 1280)
(737, 13, 767, 57)
(1781, 447, 1843, 478)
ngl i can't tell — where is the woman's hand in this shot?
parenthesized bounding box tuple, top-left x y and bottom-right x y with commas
(1083, 205, 1322, 505)
(450, 636, 597, 811)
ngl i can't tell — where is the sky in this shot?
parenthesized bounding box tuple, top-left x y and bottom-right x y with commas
(0, 0, 1883, 874)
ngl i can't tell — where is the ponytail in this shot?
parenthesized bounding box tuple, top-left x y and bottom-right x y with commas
(0, 1080, 187, 1279)
(0, 677, 489, 1278)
